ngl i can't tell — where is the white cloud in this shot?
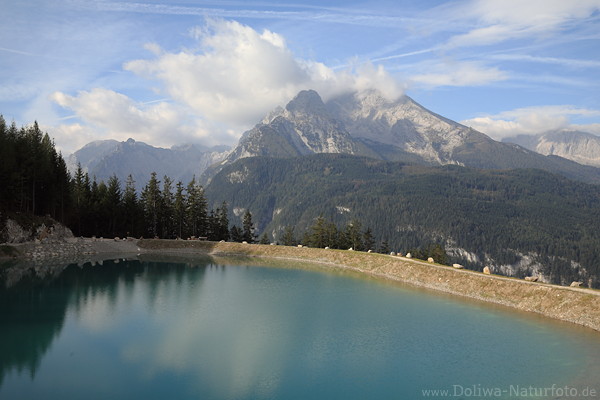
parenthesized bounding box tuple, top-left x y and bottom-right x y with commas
(410, 60, 507, 87)
(447, 0, 600, 48)
(461, 105, 600, 139)
(123, 19, 404, 134)
(490, 54, 600, 69)
(50, 88, 211, 153)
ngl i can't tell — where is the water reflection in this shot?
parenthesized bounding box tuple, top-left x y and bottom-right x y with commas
(1, 257, 599, 399)
(0, 258, 210, 389)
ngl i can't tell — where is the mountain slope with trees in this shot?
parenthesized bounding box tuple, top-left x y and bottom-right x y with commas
(204, 153, 600, 288)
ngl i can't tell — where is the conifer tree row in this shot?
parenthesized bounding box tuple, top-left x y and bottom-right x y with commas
(298, 215, 449, 263)
(68, 168, 231, 241)
(0, 116, 70, 221)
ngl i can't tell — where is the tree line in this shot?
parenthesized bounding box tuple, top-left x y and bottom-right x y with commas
(70, 167, 234, 240)
(275, 215, 448, 263)
(0, 116, 70, 221)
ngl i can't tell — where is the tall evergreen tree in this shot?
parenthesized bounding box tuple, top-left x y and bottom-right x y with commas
(186, 177, 207, 238)
(230, 225, 243, 242)
(160, 176, 174, 238)
(259, 232, 270, 244)
(242, 209, 256, 243)
(344, 219, 363, 250)
(141, 172, 161, 237)
(216, 201, 230, 241)
(363, 227, 375, 252)
(103, 175, 122, 237)
(308, 215, 327, 248)
(281, 225, 296, 246)
(123, 174, 141, 237)
(173, 181, 186, 239)
(378, 240, 390, 254)
(71, 164, 91, 235)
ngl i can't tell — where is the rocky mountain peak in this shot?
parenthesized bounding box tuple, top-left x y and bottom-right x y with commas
(285, 89, 328, 116)
(209, 88, 600, 184)
(503, 130, 600, 167)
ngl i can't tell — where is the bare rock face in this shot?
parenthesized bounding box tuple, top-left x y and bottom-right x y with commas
(4, 219, 30, 243)
(327, 90, 482, 164)
(504, 130, 600, 168)
(2, 218, 74, 244)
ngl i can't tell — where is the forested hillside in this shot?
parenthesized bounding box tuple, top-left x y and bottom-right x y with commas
(205, 154, 600, 288)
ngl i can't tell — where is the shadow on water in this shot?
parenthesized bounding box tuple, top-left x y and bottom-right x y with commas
(0, 255, 215, 387)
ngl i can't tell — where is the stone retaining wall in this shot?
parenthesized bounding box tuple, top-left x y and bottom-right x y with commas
(19, 238, 95, 260)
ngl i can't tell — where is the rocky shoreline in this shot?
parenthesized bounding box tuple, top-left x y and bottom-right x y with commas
(2, 238, 600, 333)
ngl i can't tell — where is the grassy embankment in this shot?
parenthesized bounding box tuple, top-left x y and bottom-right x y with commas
(138, 239, 600, 333)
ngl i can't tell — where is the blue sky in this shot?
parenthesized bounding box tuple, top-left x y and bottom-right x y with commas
(1, 0, 600, 153)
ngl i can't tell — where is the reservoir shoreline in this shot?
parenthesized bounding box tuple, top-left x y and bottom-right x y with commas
(136, 239, 600, 334)
(6, 238, 600, 333)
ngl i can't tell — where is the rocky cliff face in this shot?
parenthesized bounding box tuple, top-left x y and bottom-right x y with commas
(2, 218, 74, 244)
(223, 90, 373, 163)
(326, 90, 485, 164)
(503, 130, 600, 167)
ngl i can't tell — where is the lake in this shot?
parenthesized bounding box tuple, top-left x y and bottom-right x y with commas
(1, 257, 599, 399)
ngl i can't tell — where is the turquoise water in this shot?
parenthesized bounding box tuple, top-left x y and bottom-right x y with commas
(1, 258, 599, 399)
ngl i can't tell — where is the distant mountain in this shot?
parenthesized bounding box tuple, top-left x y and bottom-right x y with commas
(206, 89, 600, 184)
(68, 138, 230, 188)
(205, 153, 600, 288)
(503, 130, 600, 167)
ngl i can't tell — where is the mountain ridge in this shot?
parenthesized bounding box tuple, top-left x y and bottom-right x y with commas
(503, 130, 600, 167)
(205, 89, 600, 184)
(68, 138, 230, 188)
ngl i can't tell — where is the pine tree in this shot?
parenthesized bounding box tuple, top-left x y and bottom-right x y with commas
(105, 174, 122, 237)
(160, 176, 174, 238)
(216, 201, 230, 241)
(173, 181, 186, 239)
(71, 164, 91, 235)
(141, 172, 161, 237)
(324, 220, 340, 249)
(123, 174, 140, 237)
(230, 225, 243, 242)
(186, 177, 207, 238)
(242, 209, 256, 243)
(363, 227, 375, 252)
(308, 215, 327, 248)
(344, 219, 363, 250)
(281, 225, 296, 246)
(378, 240, 390, 254)
(259, 232, 270, 244)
